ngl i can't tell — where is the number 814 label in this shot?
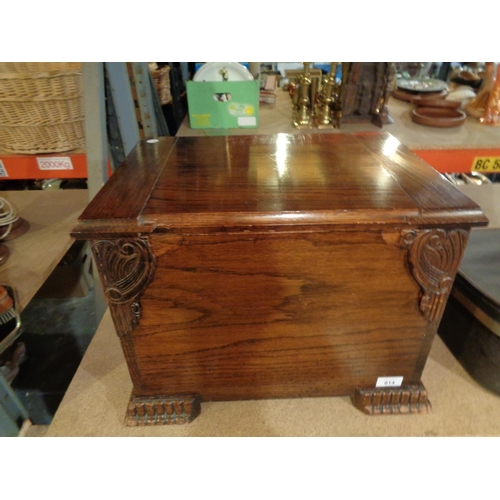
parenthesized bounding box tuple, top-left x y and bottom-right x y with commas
(376, 376, 403, 388)
(472, 157, 500, 172)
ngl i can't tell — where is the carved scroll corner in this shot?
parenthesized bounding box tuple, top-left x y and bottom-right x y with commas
(399, 228, 469, 322)
(91, 237, 155, 337)
(399, 228, 419, 249)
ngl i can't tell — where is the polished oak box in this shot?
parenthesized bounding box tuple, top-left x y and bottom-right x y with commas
(72, 132, 488, 425)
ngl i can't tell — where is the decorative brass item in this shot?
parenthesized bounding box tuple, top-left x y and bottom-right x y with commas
(291, 62, 341, 129)
(314, 62, 340, 128)
(290, 62, 394, 129)
(292, 62, 313, 128)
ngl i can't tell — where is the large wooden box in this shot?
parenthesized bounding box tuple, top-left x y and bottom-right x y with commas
(72, 132, 488, 425)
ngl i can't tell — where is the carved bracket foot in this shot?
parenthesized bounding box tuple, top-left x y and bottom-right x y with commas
(352, 384, 432, 416)
(125, 394, 201, 426)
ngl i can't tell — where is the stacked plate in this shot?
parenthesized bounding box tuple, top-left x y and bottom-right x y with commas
(192, 62, 254, 82)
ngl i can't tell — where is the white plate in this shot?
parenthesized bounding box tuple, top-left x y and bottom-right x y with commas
(193, 62, 254, 82)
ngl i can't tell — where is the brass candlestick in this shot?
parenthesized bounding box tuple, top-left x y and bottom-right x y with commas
(293, 62, 312, 128)
(310, 76, 319, 119)
(315, 62, 339, 128)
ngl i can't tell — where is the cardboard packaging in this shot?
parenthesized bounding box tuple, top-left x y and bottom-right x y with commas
(186, 80, 259, 129)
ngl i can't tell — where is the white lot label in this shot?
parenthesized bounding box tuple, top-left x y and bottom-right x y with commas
(238, 116, 256, 126)
(0, 160, 8, 177)
(37, 157, 74, 170)
(376, 376, 403, 388)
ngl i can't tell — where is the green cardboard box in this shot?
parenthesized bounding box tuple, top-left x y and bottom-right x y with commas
(186, 80, 259, 129)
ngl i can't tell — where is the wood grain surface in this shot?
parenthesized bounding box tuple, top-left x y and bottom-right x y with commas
(140, 133, 487, 230)
(74, 132, 487, 237)
(73, 137, 176, 236)
(355, 133, 483, 216)
(128, 230, 428, 401)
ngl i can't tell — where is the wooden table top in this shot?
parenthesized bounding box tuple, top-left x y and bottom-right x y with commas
(177, 90, 500, 151)
(46, 306, 500, 437)
(0, 189, 89, 312)
(46, 183, 500, 437)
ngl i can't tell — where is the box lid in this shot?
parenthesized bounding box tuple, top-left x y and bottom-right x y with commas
(72, 132, 488, 237)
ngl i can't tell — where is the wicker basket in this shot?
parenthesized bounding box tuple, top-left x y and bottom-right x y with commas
(0, 71, 83, 101)
(151, 65, 172, 105)
(0, 122, 85, 155)
(0, 62, 85, 154)
(0, 97, 84, 126)
(0, 62, 82, 73)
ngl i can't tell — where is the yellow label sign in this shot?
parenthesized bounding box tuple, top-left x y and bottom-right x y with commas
(472, 157, 500, 172)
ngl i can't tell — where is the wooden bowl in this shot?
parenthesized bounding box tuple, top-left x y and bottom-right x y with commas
(412, 107, 466, 128)
(450, 72, 482, 89)
(393, 89, 447, 102)
(412, 96, 461, 108)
